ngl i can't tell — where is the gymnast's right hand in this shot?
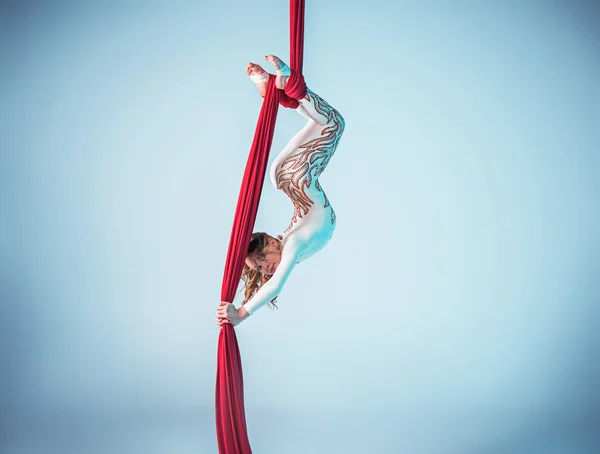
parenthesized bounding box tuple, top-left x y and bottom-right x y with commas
(216, 301, 248, 327)
(216, 303, 229, 327)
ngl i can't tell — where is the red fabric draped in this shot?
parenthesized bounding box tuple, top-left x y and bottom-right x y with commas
(278, 0, 307, 109)
(289, 0, 304, 72)
(215, 2, 305, 453)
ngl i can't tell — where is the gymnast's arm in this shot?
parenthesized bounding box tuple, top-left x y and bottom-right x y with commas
(239, 236, 308, 319)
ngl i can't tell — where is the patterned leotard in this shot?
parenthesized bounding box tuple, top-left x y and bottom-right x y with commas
(243, 89, 345, 315)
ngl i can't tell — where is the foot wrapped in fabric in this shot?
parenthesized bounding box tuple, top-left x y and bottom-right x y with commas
(246, 62, 274, 98)
(265, 54, 307, 107)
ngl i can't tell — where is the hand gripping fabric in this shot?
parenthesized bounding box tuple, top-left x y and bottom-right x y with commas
(215, 2, 306, 453)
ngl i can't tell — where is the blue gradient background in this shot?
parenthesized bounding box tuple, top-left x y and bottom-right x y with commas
(1, 1, 598, 453)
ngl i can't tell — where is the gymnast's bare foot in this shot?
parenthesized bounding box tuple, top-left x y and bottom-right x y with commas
(265, 54, 289, 90)
(246, 62, 269, 97)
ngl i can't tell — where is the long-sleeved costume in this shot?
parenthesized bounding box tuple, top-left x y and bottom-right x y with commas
(243, 89, 345, 315)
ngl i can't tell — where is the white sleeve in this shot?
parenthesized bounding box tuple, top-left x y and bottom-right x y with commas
(242, 237, 308, 315)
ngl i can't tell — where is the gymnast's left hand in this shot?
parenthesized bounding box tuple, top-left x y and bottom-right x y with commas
(216, 302, 246, 327)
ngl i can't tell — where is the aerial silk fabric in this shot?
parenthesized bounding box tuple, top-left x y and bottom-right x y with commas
(215, 2, 306, 453)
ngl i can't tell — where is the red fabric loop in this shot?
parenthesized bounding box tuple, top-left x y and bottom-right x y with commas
(284, 69, 307, 101)
(279, 91, 300, 109)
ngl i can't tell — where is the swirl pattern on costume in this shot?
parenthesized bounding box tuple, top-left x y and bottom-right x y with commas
(276, 89, 344, 233)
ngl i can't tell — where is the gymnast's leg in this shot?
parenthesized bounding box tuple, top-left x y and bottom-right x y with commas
(246, 57, 344, 185)
(257, 56, 344, 192)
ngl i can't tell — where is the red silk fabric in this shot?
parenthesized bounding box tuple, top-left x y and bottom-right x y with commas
(215, 2, 306, 453)
(215, 78, 280, 454)
(279, 70, 307, 108)
(277, 0, 306, 109)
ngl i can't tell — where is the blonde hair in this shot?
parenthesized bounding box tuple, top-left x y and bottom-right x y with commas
(240, 232, 279, 309)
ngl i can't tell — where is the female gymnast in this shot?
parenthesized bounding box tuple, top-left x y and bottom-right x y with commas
(216, 54, 344, 327)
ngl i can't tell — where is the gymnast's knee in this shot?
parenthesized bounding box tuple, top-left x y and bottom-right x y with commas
(332, 110, 345, 133)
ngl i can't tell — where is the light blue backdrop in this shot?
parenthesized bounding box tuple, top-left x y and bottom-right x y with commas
(1, 1, 598, 453)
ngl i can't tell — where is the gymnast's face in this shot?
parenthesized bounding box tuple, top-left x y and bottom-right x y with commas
(245, 237, 282, 276)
